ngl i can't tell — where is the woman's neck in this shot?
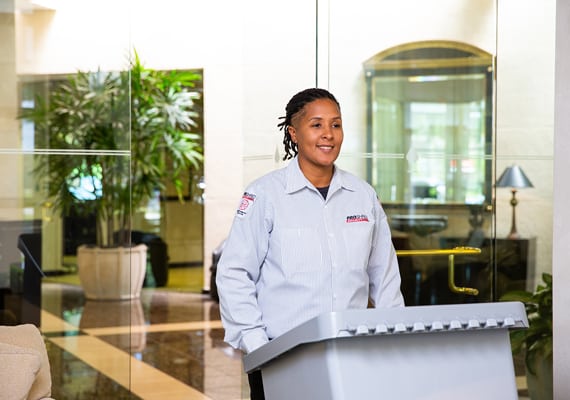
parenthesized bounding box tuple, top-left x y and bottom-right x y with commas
(298, 161, 334, 188)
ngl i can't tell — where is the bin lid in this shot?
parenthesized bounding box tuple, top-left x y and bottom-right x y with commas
(243, 301, 528, 373)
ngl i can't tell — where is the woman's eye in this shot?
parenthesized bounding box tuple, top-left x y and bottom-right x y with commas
(312, 123, 321, 128)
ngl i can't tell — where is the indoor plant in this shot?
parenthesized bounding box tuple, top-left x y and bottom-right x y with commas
(501, 272, 552, 400)
(20, 52, 203, 299)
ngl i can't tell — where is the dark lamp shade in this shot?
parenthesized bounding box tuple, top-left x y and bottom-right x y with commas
(496, 165, 534, 189)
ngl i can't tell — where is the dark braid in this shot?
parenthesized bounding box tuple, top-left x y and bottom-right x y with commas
(277, 88, 340, 161)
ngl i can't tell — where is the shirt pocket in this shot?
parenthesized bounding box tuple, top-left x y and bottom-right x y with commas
(282, 227, 323, 276)
(342, 221, 374, 270)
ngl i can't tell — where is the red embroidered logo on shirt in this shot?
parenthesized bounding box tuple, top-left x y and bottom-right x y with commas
(237, 192, 256, 216)
(346, 214, 369, 223)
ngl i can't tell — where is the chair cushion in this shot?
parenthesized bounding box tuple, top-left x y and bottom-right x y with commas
(0, 342, 41, 400)
(0, 324, 52, 400)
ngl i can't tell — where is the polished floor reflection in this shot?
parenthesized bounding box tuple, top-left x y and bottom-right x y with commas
(40, 279, 247, 400)
(37, 269, 530, 400)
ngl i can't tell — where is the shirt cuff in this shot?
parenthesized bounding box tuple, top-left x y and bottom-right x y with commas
(240, 329, 269, 354)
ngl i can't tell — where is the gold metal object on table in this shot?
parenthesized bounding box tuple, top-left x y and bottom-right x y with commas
(395, 247, 481, 296)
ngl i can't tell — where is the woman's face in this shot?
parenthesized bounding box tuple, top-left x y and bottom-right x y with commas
(288, 98, 343, 175)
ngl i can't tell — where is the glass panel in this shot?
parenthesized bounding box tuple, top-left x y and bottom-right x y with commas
(6, 1, 218, 397)
(2, 2, 134, 395)
(326, 1, 498, 307)
(361, 41, 496, 306)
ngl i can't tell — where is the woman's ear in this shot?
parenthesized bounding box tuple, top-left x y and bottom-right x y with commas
(288, 126, 297, 144)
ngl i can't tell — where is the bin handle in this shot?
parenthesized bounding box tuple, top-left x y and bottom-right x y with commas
(395, 246, 481, 296)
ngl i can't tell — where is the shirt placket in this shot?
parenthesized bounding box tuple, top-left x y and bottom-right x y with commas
(322, 199, 338, 310)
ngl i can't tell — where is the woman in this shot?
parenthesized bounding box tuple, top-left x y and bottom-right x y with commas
(216, 88, 404, 399)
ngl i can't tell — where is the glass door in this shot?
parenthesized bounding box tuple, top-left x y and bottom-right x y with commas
(322, 0, 522, 306)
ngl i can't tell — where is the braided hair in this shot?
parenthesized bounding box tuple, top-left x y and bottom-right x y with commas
(277, 88, 341, 161)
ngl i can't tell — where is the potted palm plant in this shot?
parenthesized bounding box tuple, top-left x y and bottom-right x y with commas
(501, 272, 553, 400)
(20, 52, 203, 300)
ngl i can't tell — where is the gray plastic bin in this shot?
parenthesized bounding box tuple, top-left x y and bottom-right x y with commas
(244, 302, 528, 400)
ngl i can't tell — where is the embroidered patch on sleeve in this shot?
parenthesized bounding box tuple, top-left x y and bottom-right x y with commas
(236, 192, 256, 218)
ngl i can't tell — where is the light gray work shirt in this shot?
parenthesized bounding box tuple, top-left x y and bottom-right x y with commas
(216, 157, 404, 353)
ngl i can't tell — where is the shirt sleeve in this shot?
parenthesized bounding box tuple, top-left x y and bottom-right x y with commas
(215, 186, 271, 353)
(367, 195, 406, 308)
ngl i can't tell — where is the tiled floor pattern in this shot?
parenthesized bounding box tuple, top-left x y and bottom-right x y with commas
(36, 278, 530, 399)
(40, 282, 247, 399)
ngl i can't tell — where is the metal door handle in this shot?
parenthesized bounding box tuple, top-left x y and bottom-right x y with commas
(396, 247, 481, 296)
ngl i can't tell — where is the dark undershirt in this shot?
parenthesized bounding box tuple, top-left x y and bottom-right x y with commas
(317, 186, 329, 199)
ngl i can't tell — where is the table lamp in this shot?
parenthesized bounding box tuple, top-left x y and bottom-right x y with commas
(496, 165, 534, 239)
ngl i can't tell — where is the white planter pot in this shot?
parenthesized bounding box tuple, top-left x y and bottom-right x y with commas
(77, 244, 147, 300)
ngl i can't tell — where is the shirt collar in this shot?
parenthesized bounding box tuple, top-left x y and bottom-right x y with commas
(285, 157, 356, 195)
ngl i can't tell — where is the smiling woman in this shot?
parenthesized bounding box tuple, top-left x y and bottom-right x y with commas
(216, 88, 404, 400)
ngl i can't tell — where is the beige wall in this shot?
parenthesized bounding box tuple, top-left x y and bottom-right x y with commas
(496, 0, 555, 287)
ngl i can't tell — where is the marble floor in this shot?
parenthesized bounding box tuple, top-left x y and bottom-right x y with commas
(40, 280, 248, 400)
(32, 270, 530, 400)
